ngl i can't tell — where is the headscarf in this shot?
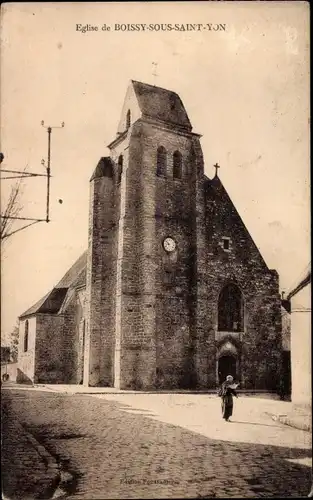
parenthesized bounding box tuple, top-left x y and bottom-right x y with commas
(224, 375, 234, 386)
(219, 375, 234, 397)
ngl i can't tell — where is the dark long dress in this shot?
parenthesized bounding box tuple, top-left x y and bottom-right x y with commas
(220, 383, 237, 420)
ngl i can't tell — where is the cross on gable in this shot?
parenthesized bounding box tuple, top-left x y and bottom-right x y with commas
(214, 163, 220, 177)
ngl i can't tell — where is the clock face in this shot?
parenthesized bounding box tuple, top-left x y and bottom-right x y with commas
(163, 237, 176, 253)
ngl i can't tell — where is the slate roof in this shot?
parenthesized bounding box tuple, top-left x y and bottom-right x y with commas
(90, 157, 114, 181)
(131, 80, 192, 131)
(19, 291, 53, 318)
(287, 269, 311, 301)
(56, 251, 87, 288)
(19, 251, 87, 318)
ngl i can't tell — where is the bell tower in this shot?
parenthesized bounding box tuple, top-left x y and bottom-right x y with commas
(109, 80, 207, 389)
(86, 80, 208, 389)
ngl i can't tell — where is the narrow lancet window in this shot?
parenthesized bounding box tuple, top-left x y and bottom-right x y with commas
(117, 155, 123, 185)
(126, 110, 131, 129)
(157, 146, 167, 177)
(173, 151, 182, 179)
(24, 320, 29, 352)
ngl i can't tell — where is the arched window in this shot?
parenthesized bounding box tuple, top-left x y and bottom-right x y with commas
(189, 146, 196, 177)
(24, 320, 29, 352)
(126, 109, 131, 129)
(218, 284, 243, 332)
(156, 146, 167, 177)
(173, 150, 182, 179)
(117, 155, 123, 185)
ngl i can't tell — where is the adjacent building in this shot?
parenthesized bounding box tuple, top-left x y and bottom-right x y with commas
(287, 268, 311, 407)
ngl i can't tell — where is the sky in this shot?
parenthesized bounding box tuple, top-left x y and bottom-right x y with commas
(0, 1, 310, 342)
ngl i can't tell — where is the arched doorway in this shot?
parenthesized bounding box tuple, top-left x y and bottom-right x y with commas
(218, 355, 237, 384)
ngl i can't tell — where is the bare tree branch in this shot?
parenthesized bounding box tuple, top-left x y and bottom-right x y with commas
(1, 165, 25, 240)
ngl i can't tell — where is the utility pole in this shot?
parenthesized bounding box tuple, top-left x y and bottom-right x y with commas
(41, 121, 64, 222)
(0, 120, 64, 239)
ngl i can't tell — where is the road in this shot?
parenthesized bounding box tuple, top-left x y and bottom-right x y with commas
(1, 388, 312, 498)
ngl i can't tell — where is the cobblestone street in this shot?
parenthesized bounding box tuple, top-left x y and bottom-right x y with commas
(2, 388, 312, 499)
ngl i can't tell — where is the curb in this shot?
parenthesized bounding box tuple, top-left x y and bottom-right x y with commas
(33, 385, 280, 396)
(270, 413, 311, 432)
(3, 384, 281, 399)
(21, 423, 61, 497)
(277, 415, 311, 433)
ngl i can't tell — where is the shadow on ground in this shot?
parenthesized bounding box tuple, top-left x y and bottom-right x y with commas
(1, 389, 312, 499)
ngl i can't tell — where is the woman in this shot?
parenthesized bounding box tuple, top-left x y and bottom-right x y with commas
(219, 375, 238, 422)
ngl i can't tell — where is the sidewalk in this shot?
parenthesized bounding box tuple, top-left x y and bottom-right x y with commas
(271, 404, 311, 432)
(1, 381, 282, 397)
(1, 392, 60, 499)
(3, 381, 310, 433)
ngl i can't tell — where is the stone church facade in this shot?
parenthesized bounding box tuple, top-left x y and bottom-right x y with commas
(18, 80, 283, 390)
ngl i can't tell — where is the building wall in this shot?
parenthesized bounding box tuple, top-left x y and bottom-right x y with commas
(33, 289, 87, 384)
(110, 121, 156, 389)
(85, 96, 283, 390)
(17, 317, 36, 383)
(108, 119, 204, 389)
(281, 307, 291, 351)
(153, 128, 203, 389)
(85, 171, 117, 387)
(34, 314, 65, 383)
(290, 282, 311, 407)
(196, 266, 281, 390)
(199, 179, 282, 390)
(77, 289, 87, 384)
(281, 307, 291, 397)
(59, 289, 84, 384)
(85, 118, 282, 389)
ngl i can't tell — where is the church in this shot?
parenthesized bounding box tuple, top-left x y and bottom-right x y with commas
(17, 80, 283, 390)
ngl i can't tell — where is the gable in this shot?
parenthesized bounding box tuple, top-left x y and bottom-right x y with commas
(116, 81, 142, 135)
(19, 288, 68, 318)
(205, 175, 270, 271)
(19, 251, 87, 319)
(115, 80, 192, 137)
(132, 80, 192, 131)
(56, 251, 87, 288)
(90, 157, 114, 181)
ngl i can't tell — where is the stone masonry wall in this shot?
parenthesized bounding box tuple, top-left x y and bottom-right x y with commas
(152, 124, 197, 389)
(76, 289, 87, 383)
(86, 103, 282, 390)
(85, 171, 117, 386)
(34, 289, 87, 385)
(110, 123, 156, 389)
(104, 116, 282, 390)
(190, 137, 210, 389)
(61, 289, 85, 384)
(34, 314, 65, 383)
(112, 119, 204, 389)
(200, 177, 282, 390)
(291, 282, 311, 406)
(17, 317, 36, 383)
